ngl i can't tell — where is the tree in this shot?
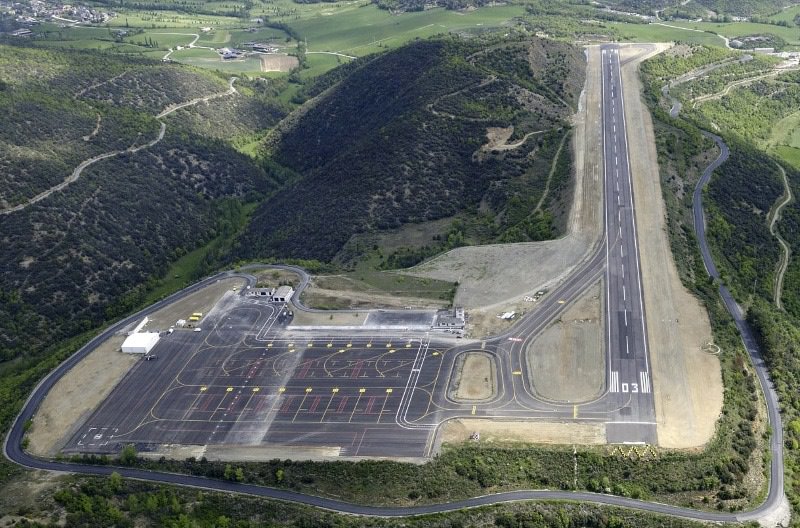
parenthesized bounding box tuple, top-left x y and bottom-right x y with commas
(119, 444, 137, 466)
(109, 471, 123, 492)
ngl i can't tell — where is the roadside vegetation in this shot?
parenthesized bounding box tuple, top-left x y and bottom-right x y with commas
(641, 42, 800, 521)
(10, 473, 737, 528)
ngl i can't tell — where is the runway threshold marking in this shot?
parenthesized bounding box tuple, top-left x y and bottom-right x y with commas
(640, 371, 651, 393)
(610, 371, 619, 393)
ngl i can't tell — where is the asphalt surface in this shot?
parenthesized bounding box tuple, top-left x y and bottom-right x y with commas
(599, 46, 656, 443)
(4, 45, 786, 524)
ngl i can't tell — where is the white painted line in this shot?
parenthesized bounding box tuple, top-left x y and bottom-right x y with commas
(626, 335, 630, 354)
(618, 210, 621, 223)
(602, 43, 613, 394)
(618, 226, 621, 237)
(640, 371, 650, 393)
(620, 245, 624, 257)
(623, 285, 626, 301)
(615, 155, 618, 165)
(617, 194, 621, 205)
(624, 310, 628, 326)
(622, 264, 625, 279)
(610, 371, 619, 392)
(614, 44, 651, 376)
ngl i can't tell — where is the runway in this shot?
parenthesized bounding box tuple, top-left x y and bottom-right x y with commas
(598, 45, 656, 443)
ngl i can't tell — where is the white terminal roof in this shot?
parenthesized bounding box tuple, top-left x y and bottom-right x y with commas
(121, 332, 160, 351)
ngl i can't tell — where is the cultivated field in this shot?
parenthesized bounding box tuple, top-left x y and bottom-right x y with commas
(260, 54, 299, 72)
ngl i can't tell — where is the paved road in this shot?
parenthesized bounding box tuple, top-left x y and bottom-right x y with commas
(4, 50, 786, 524)
(693, 131, 786, 523)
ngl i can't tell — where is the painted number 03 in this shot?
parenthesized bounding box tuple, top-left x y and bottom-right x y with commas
(621, 383, 639, 393)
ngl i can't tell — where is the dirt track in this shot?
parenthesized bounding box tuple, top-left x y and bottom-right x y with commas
(618, 44, 723, 448)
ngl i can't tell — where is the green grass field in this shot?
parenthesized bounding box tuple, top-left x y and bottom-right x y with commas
(609, 21, 727, 46)
(765, 109, 800, 169)
(107, 10, 240, 28)
(775, 145, 800, 169)
(293, 4, 525, 56)
(767, 5, 800, 24)
(650, 20, 800, 47)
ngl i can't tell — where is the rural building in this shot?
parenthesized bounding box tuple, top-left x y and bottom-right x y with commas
(272, 285, 294, 302)
(121, 332, 160, 354)
(433, 307, 465, 330)
(251, 287, 274, 297)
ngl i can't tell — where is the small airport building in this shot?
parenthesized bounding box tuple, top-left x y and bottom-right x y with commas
(121, 332, 160, 354)
(250, 286, 294, 302)
(433, 307, 466, 330)
(273, 285, 294, 302)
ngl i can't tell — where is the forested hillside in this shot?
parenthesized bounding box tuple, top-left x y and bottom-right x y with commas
(0, 45, 287, 383)
(641, 43, 800, 517)
(599, 0, 796, 16)
(237, 37, 584, 262)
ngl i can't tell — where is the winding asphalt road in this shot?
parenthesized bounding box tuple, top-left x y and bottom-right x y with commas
(4, 91, 787, 527)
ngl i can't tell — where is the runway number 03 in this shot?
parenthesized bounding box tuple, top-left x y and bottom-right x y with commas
(621, 383, 639, 393)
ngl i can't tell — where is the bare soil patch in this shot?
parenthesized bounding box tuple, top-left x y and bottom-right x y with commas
(440, 419, 605, 445)
(26, 277, 245, 456)
(290, 309, 368, 327)
(448, 351, 497, 401)
(143, 277, 245, 331)
(526, 281, 603, 403)
(300, 284, 445, 311)
(618, 43, 723, 448)
(26, 334, 137, 457)
(252, 268, 302, 288)
(0, 470, 66, 524)
(260, 54, 299, 72)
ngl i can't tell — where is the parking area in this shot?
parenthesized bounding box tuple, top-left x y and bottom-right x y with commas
(65, 298, 448, 458)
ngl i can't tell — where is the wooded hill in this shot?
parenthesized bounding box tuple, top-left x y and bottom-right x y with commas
(237, 37, 584, 263)
(600, 0, 794, 16)
(640, 43, 800, 517)
(0, 44, 288, 365)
